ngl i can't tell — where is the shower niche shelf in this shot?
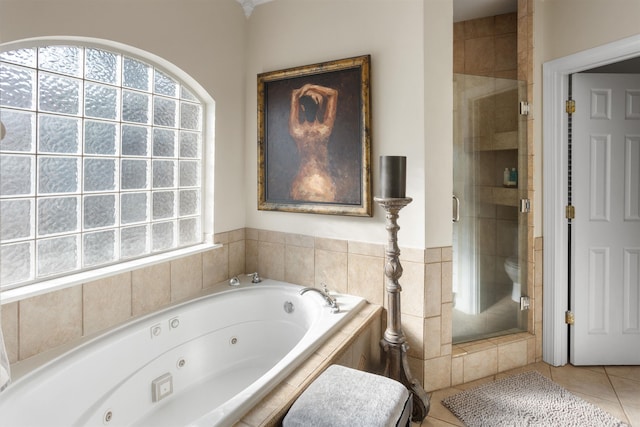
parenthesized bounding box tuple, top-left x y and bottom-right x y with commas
(476, 186, 519, 207)
(468, 131, 519, 152)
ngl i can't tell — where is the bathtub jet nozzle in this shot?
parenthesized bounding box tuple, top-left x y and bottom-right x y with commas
(300, 287, 340, 313)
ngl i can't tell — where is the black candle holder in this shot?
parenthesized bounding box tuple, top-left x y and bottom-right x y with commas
(374, 196, 430, 422)
(379, 156, 406, 198)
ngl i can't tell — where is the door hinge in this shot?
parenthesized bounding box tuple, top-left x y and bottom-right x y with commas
(566, 205, 575, 220)
(566, 99, 576, 114)
(519, 101, 530, 116)
(565, 310, 575, 325)
(520, 198, 531, 213)
(520, 296, 530, 311)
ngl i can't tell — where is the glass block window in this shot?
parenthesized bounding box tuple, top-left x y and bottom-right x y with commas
(0, 45, 203, 289)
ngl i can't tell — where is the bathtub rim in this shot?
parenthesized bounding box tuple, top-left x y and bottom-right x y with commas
(4, 277, 369, 426)
(9, 277, 360, 382)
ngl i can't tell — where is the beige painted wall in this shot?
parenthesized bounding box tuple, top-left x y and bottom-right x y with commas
(424, 0, 454, 249)
(244, 0, 448, 248)
(0, 0, 454, 249)
(0, 0, 249, 234)
(538, 0, 640, 63)
(532, 0, 640, 235)
(2, 0, 639, 258)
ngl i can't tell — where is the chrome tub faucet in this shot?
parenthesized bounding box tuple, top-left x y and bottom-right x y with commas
(247, 272, 262, 283)
(300, 285, 339, 313)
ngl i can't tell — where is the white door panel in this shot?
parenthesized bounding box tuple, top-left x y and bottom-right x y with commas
(572, 73, 640, 365)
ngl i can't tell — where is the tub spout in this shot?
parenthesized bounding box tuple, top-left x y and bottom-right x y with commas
(300, 287, 339, 313)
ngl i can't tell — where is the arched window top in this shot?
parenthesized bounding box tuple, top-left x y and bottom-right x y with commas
(0, 38, 214, 296)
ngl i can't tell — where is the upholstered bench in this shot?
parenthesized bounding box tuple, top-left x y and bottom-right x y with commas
(283, 364, 412, 427)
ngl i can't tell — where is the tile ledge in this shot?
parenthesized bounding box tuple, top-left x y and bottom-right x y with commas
(453, 332, 535, 356)
(239, 303, 384, 427)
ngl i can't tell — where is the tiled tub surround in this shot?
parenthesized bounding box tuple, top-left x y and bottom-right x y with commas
(236, 303, 383, 427)
(1, 228, 247, 363)
(1, 229, 543, 415)
(0, 281, 369, 426)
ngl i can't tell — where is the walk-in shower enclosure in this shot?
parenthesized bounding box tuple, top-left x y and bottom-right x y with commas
(452, 74, 529, 343)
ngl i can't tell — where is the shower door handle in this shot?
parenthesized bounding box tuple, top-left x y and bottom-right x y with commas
(452, 195, 460, 222)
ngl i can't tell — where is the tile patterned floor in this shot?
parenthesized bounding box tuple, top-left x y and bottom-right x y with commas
(414, 362, 640, 426)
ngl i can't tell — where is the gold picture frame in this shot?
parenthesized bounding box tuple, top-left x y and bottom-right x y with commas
(257, 55, 372, 216)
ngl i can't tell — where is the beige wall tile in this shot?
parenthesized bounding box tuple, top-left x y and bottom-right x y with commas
(408, 355, 424, 387)
(442, 260, 453, 303)
(202, 245, 228, 288)
(258, 229, 285, 244)
(245, 228, 259, 241)
(453, 39, 465, 73)
(441, 343, 452, 356)
(170, 253, 203, 302)
(441, 302, 453, 346)
(83, 273, 132, 336)
(400, 247, 425, 264)
(213, 231, 229, 244)
(425, 247, 442, 264)
(132, 262, 171, 317)
(241, 382, 296, 426)
(348, 241, 384, 257)
(425, 263, 442, 317)
(285, 233, 314, 248)
(424, 355, 452, 392)
(402, 313, 424, 359)
(400, 260, 425, 317)
(442, 246, 453, 262)
(497, 339, 528, 372)
(465, 37, 495, 75)
(284, 352, 325, 388)
(495, 12, 517, 34)
(19, 286, 82, 359)
(284, 245, 314, 287)
(245, 238, 258, 274)
(315, 249, 348, 294)
(453, 21, 465, 41)
(1, 302, 18, 363)
(315, 237, 348, 252)
(258, 241, 285, 281)
(228, 240, 246, 278)
(423, 316, 441, 359)
(347, 254, 383, 305)
(458, 338, 494, 353)
(464, 16, 494, 39)
(527, 336, 536, 364)
(463, 348, 498, 383)
(451, 355, 464, 386)
(228, 228, 245, 242)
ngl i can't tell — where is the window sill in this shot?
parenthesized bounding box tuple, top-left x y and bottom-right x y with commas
(0, 243, 221, 305)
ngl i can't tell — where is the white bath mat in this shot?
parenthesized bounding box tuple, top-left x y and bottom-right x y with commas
(441, 370, 628, 426)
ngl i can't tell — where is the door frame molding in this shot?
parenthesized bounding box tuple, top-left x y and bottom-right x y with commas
(542, 34, 640, 366)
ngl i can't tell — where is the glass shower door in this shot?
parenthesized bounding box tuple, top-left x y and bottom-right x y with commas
(452, 73, 528, 343)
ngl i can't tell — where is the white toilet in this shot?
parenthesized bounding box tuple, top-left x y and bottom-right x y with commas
(504, 256, 521, 302)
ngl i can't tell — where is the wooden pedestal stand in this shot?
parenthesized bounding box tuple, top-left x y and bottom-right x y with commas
(375, 197, 430, 422)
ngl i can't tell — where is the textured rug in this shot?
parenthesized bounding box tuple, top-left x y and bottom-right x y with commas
(441, 371, 628, 426)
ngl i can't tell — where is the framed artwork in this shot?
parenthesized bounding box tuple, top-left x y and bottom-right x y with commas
(257, 55, 372, 216)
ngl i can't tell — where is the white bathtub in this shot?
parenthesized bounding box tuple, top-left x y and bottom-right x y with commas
(0, 279, 366, 426)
